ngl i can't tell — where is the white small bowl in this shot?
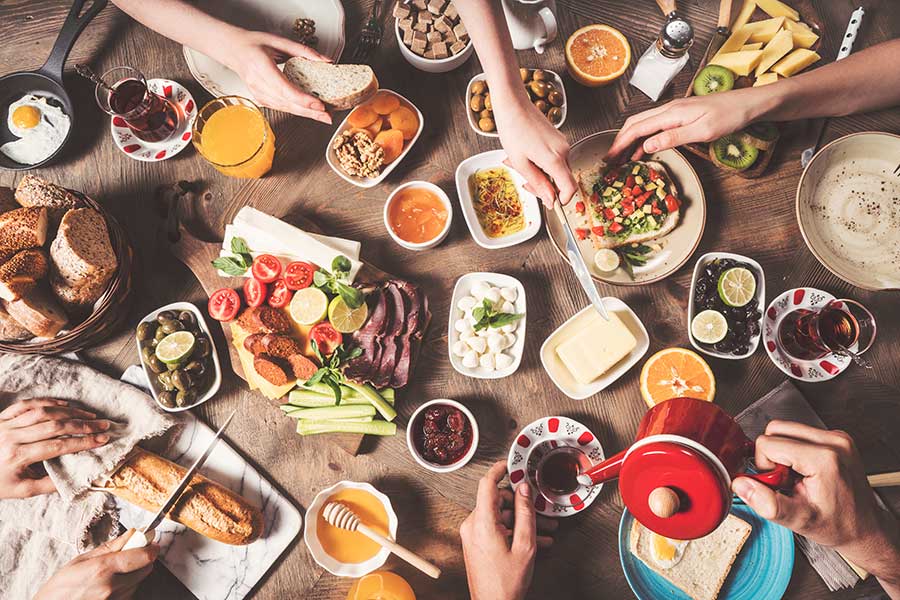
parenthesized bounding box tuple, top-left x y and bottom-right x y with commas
(448, 272, 526, 379)
(406, 399, 479, 473)
(383, 181, 453, 251)
(325, 89, 424, 189)
(687, 252, 765, 360)
(135, 301, 222, 413)
(465, 70, 567, 138)
(454, 150, 542, 249)
(540, 298, 649, 400)
(304, 480, 399, 578)
(395, 20, 474, 73)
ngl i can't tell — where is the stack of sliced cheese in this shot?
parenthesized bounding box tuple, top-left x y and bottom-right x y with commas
(710, 0, 820, 86)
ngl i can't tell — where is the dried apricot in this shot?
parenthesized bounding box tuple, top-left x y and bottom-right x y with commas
(374, 129, 404, 164)
(388, 106, 419, 140)
(370, 92, 401, 115)
(364, 117, 384, 138)
(347, 105, 379, 128)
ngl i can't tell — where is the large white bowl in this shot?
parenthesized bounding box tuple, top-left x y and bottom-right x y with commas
(406, 399, 479, 473)
(465, 69, 567, 138)
(395, 19, 474, 73)
(383, 181, 453, 251)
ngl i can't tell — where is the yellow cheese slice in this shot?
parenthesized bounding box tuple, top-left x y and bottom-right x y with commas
(555, 310, 636, 385)
(741, 42, 763, 51)
(783, 19, 819, 49)
(753, 72, 780, 86)
(717, 26, 755, 55)
(756, 0, 799, 21)
(743, 17, 787, 43)
(755, 29, 794, 77)
(731, 0, 757, 31)
(709, 50, 765, 76)
(771, 48, 820, 77)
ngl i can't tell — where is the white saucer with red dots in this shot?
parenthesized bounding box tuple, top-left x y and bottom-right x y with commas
(507, 416, 605, 518)
(110, 78, 195, 162)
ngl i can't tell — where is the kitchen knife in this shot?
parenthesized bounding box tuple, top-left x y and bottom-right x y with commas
(120, 409, 237, 551)
(629, 0, 694, 101)
(552, 202, 610, 321)
(702, 0, 733, 72)
(800, 7, 865, 168)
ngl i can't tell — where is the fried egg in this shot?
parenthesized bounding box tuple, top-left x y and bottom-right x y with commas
(1, 95, 71, 165)
(649, 532, 690, 569)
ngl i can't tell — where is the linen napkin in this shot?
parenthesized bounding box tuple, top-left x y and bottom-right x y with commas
(0, 354, 176, 600)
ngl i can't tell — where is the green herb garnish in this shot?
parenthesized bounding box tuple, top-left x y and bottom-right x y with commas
(617, 243, 653, 280)
(212, 237, 254, 276)
(313, 255, 364, 309)
(305, 342, 364, 404)
(472, 298, 524, 332)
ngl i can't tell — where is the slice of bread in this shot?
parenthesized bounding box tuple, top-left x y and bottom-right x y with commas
(630, 514, 752, 600)
(0, 187, 17, 214)
(50, 208, 117, 285)
(283, 58, 378, 110)
(15, 174, 82, 223)
(49, 270, 110, 315)
(3, 287, 68, 338)
(0, 303, 31, 341)
(0, 207, 48, 263)
(0, 249, 49, 301)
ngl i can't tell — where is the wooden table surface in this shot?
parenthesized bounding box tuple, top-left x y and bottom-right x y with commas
(2, 1, 899, 599)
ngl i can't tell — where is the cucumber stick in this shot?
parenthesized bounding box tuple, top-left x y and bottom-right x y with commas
(296, 419, 397, 436)
(282, 404, 376, 420)
(288, 389, 370, 407)
(294, 383, 395, 406)
(343, 381, 397, 421)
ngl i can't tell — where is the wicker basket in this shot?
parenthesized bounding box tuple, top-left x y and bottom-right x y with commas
(0, 191, 136, 355)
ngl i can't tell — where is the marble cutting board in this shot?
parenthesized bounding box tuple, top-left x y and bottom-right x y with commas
(116, 366, 303, 600)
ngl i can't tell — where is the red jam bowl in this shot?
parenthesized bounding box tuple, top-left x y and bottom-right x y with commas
(407, 399, 479, 472)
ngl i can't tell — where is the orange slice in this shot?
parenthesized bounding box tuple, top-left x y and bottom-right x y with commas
(639, 347, 716, 408)
(565, 24, 631, 87)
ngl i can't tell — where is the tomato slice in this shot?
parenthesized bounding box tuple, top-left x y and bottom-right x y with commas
(251, 254, 282, 283)
(267, 279, 291, 308)
(284, 261, 316, 290)
(310, 322, 343, 356)
(208, 288, 241, 321)
(665, 194, 680, 213)
(243, 278, 267, 308)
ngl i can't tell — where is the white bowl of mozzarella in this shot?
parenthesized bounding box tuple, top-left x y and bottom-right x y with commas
(448, 272, 526, 379)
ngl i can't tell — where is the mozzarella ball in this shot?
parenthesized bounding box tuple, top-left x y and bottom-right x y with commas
(500, 287, 518, 302)
(451, 340, 468, 356)
(485, 288, 502, 305)
(471, 282, 490, 300)
(479, 353, 495, 370)
(476, 327, 491, 338)
(460, 330, 476, 342)
(486, 332, 504, 353)
(500, 322, 517, 334)
(500, 301, 515, 314)
(462, 350, 479, 368)
(466, 336, 487, 354)
(455, 318, 472, 334)
(495, 352, 514, 370)
(503, 333, 517, 349)
(457, 296, 477, 313)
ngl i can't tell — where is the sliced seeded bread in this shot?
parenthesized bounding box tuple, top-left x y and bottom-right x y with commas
(50, 270, 110, 314)
(50, 208, 117, 286)
(0, 187, 17, 214)
(283, 58, 378, 110)
(3, 287, 68, 338)
(0, 303, 31, 341)
(0, 249, 49, 301)
(15, 174, 83, 223)
(0, 207, 48, 263)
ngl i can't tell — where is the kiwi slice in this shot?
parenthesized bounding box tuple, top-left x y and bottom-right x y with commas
(710, 135, 759, 171)
(693, 65, 735, 96)
(741, 121, 780, 151)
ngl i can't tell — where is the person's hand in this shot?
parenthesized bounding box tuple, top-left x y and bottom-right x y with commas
(0, 398, 111, 499)
(495, 95, 577, 209)
(459, 460, 557, 600)
(34, 529, 159, 600)
(219, 29, 333, 124)
(605, 88, 765, 163)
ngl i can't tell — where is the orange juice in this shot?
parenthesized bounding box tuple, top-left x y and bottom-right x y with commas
(388, 186, 448, 244)
(193, 97, 274, 178)
(347, 571, 416, 600)
(317, 488, 390, 563)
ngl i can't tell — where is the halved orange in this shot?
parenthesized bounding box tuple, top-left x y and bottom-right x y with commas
(565, 24, 631, 87)
(640, 347, 716, 408)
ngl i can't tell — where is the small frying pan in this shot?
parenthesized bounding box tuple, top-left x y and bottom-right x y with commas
(0, 0, 108, 171)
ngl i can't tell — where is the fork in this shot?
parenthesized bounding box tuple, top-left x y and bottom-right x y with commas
(351, 1, 384, 63)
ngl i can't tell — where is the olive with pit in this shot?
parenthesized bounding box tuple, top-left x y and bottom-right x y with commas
(158, 391, 176, 408)
(141, 346, 154, 363)
(178, 310, 197, 328)
(532, 69, 548, 82)
(184, 360, 207, 378)
(479, 109, 493, 120)
(548, 106, 563, 124)
(172, 369, 192, 392)
(176, 390, 197, 408)
(534, 99, 549, 113)
(483, 93, 492, 110)
(154, 327, 167, 342)
(148, 356, 166, 373)
(136, 322, 156, 342)
(157, 371, 175, 392)
(471, 80, 487, 95)
(478, 117, 496, 132)
(160, 319, 184, 334)
(519, 68, 531, 82)
(194, 337, 211, 359)
(548, 90, 564, 107)
(469, 94, 485, 112)
(528, 80, 550, 98)
(157, 311, 176, 324)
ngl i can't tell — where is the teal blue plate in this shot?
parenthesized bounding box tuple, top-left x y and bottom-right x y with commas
(619, 502, 794, 600)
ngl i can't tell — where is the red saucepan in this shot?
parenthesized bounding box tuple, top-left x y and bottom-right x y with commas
(577, 396, 790, 539)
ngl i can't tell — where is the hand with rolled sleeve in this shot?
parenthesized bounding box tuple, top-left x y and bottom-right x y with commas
(732, 421, 900, 599)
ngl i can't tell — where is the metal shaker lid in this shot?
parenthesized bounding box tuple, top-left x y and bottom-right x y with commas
(657, 14, 694, 58)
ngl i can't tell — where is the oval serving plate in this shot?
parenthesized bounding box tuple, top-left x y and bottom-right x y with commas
(545, 130, 706, 286)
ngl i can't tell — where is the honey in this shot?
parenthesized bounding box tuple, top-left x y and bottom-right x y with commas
(388, 186, 448, 244)
(316, 488, 390, 563)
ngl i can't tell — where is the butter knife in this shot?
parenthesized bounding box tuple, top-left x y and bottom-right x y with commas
(121, 409, 237, 550)
(553, 202, 609, 321)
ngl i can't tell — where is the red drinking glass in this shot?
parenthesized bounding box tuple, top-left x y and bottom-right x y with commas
(95, 67, 179, 143)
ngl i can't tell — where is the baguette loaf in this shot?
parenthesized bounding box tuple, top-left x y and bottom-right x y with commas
(103, 448, 264, 546)
(284, 58, 378, 110)
(0, 206, 48, 263)
(2, 287, 68, 338)
(15, 174, 82, 223)
(0, 248, 49, 301)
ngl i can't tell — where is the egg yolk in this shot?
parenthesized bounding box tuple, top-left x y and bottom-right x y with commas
(12, 105, 41, 130)
(651, 533, 678, 562)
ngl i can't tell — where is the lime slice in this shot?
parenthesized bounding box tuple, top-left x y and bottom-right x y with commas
(328, 296, 369, 333)
(594, 248, 620, 272)
(155, 331, 196, 365)
(691, 310, 728, 344)
(290, 287, 329, 325)
(717, 267, 756, 307)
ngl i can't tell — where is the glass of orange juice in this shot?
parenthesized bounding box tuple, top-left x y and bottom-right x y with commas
(192, 96, 274, 178)
(347, 571, 415, 600)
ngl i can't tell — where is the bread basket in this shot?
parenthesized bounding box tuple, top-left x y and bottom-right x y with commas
(0, 191, 135, 354)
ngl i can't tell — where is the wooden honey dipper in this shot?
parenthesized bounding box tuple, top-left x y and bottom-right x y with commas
(322, 502, 442, 579)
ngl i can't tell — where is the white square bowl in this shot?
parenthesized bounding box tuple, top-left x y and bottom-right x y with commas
(448, 272, 526, 379)
(540, 298, 649, 400)
(454, 150, 542, 249)
(325, 89, 424, 189)
(135, 301, 222, 412)
(687, 252, 766, 360)
(465, 69, 567, 138)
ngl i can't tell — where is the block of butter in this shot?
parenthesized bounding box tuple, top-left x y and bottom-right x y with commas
(556, 310, 637, 384)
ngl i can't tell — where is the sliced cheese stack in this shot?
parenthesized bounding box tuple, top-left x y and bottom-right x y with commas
(555, 310, 636, 385)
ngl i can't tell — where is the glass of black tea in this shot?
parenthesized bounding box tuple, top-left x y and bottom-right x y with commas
(777, 298, 876, 361)
(534, 445, 593, 506)
(95, 67, 179, 142)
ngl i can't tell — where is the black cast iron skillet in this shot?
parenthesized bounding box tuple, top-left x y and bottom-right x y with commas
(0, 0, 107, 171)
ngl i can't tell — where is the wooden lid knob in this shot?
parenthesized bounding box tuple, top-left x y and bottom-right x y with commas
(648, 486, 680, 518)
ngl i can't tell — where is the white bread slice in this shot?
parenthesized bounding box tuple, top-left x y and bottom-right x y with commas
(0, 207, 48, 262)
(0, 249, 49, 301)
(283, 58, 378, 110)
(630, 514, 752, 600)
(14, 174, 82, 223)
(0, 187, 17, 214)
(3, 288, 68, 338)
(50, 208, 117, 285)
(0, 303, 31, 341)
(50, 270, 109, 314)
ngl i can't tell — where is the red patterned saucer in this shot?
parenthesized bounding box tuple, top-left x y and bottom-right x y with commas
(110, 79, 195, 162)
(507, 416, 605, 518)
(762, 287, 851, 382)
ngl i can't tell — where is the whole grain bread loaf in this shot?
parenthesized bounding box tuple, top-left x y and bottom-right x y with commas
(50, 208, 117, 286)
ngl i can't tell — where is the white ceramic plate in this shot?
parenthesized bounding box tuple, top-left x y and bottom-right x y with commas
(135, 301, 222, 413)
(540, 298, 649, 400)
(448, 272, 526, 379)
(304, 481, 399, 578)
(687, 252, 765, 360)
(182, 0, 346, 99)
(454, 150, 542, 249)
(325, 89, 424, 189)
(465, 69, 567, 138)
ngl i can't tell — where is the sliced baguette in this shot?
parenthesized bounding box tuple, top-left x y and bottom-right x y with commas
(0, 207, 48, 263)
(0, 249, 49, 301)
(283, 58, 378, 110)
(3, 287, 68, 338)
(50, 208, 117, 285)
(14, 174, 82, 223)
(0, 187, 17, 214)
(0, 303, 31, 341)
(630, 514, 752, 600)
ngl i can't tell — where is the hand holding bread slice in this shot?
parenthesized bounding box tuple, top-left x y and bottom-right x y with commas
(284, 58, 378, 110)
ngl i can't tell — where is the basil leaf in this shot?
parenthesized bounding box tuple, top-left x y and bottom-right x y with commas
(313, 270, 331, 288)
(236, 253, 252, 269)
(482, 299, 494, 312)
(211, 256, 249, 276)
(337, 282, 364, 309)
(332, 255, 352, 274)
(472, 306, 485, 322)
(304, 368, 327, 387)
(231, 237, 252, 256)
(347, 346, 363, 360)
(490, 312, 524, 328)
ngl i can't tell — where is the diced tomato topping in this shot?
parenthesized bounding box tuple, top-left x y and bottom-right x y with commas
(637, 191, 653, 206)
(575, 228, 590, 240)
(631, 185, 642, 196)
(622, 204, 634, 216)
(208, 288, 241, 322)
(648, 168, 660, 181)
(251, 254, 282, 283)
(590, 192, 599, 205)
(267, 279, 291, 308)
(625, 175, 635, 188)
(603, 169, 619, 184)
(243, 278, 267, 308)
(575, 201, 586, 214)
(652, 206, 662, 215)
(591, 226, 605, 236)
(622, 187, 632, 197)
(603, 208, 615, 220)
(608, 222, 624, 234)
(665, 194, 680, 212)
